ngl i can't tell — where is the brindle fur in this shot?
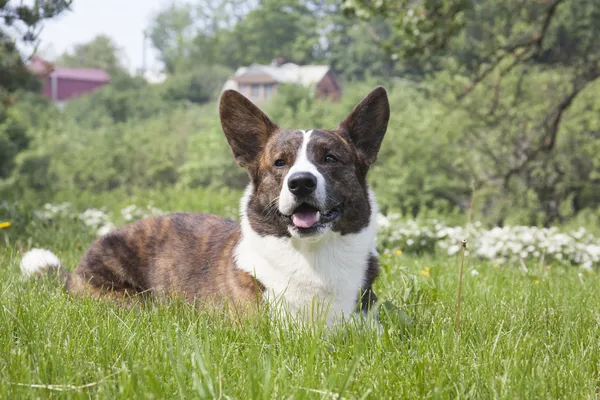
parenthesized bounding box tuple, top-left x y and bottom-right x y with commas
(357, 256, 380, 313)
(66, 213, 264, 312)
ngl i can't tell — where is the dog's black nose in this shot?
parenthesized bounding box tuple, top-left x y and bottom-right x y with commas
(288, 172, 317, 197)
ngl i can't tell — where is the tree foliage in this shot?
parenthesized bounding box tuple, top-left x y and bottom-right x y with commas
(0, 0, 72, 99)
(343, 0, 600, 224)
(342, 0, 467, 61)
(56, 34, 126, 75)
(0, 0, 72, 180)
(148, 2, 197, 74)
(3, 0, 600, 228)
(150, 0, 329, 72)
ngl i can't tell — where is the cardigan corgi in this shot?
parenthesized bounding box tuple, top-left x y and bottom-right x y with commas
(20, 86, 390, 326)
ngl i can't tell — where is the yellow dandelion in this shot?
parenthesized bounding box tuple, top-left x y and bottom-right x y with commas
(395, 250, 402, 256)
(535, 280, 540, 285)
(0, 221, 11, 229)
(424, 266, 431, 272)
(420, 270, 430, 279)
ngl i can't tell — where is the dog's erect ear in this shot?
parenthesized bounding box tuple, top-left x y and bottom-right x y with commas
(339, 86, 390, 166)
(219, 90, 278, 169)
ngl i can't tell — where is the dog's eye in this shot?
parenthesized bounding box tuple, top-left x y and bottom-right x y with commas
(274, 159, 286, 168)
(324, 154, 337, 163)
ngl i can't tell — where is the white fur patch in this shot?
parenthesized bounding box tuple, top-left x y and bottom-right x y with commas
(236, 184, 379, 326)
(20, 248, 61, 278)
(278, 130, 327, 216)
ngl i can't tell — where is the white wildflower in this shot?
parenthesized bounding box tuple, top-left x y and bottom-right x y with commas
(377, 216, 599, 268)
(376, 213, 391, 228)
(447, 244, 460, 256)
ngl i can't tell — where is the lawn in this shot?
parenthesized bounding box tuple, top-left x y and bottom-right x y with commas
(1, 193, 599, 399)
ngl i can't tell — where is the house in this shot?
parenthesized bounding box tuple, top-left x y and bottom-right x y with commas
(222, 59, 342, 103)
(28, 56, 111, 104)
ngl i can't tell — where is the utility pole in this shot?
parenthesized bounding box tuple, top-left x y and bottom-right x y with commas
(141, 29, 147, 77)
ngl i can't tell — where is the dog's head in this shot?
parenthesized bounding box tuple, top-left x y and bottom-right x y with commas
(219, 87, 389, 239)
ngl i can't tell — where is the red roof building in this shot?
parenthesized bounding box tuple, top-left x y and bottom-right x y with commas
(28, 56, 111, 102)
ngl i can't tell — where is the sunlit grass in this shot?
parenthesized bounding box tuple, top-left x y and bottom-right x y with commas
(1, 191, 599, 398)
(1, 239, 599, 398)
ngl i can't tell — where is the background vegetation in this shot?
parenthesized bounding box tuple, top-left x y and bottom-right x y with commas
(2, 0, 599, 230)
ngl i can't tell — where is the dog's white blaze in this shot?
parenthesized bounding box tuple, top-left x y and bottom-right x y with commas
(236, 184, 379, 326)
(278, 129, 327, 216)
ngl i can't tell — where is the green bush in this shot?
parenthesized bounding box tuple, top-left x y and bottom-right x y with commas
(62, 76, 173, 128)
(161, 65, 233, 104)
(3, 77, 600, 231)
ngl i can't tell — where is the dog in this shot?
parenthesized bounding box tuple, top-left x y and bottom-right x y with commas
(20, 86, 390, 326)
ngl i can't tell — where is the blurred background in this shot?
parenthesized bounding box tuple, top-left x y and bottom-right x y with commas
(1, 0, 599, 233)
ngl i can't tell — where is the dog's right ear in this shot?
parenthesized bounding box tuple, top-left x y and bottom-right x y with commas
(219, 90, 278, 169)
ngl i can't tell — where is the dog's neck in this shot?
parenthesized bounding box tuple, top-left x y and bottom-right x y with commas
(233, 184, 379, 324)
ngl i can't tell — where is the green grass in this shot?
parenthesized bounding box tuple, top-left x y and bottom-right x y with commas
(1, 195, 600, 398)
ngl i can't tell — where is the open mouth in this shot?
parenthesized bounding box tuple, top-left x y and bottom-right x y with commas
(282, 203, 343, 231)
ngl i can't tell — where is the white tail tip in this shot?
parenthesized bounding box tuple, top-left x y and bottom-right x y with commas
(20, 248, 61, 278)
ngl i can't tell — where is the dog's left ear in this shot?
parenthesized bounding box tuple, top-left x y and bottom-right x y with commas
(338, 86, 390, 166)
(219, 90, 279, 169)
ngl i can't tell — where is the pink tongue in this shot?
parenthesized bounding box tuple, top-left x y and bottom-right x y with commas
(292, 210, 319, 228)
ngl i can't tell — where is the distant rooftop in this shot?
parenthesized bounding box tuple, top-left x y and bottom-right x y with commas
(27, 56, 110, 82)
(51, 67, 110, 82)
(231, 62, 331, 86)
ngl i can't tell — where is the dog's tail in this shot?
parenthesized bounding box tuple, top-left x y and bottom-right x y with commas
(20, 248, 69, 282)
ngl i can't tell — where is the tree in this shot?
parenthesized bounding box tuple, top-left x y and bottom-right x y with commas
(313, 1, 399, 80)
(149, 0, 324, 73)
(148, 4, 192, 74)
(1, 0, 72, 99)
(344, 0, 600, 224)
(219, 0, 321, 67)
(0, 1, 72, 41)
(0, 0, 72, 181)
(341, 0, 467, 62)
(56, 34, 126, 75)
(148, 1, 242, 73)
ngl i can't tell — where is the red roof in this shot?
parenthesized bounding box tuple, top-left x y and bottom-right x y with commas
(51, 67, 110, 82)
(27, 56, 110, 82)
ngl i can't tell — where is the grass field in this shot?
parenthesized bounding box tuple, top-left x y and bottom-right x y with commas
(1, 192, 600, 399)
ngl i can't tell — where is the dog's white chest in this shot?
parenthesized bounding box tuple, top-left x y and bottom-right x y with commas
(234, 226, 373, 325)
